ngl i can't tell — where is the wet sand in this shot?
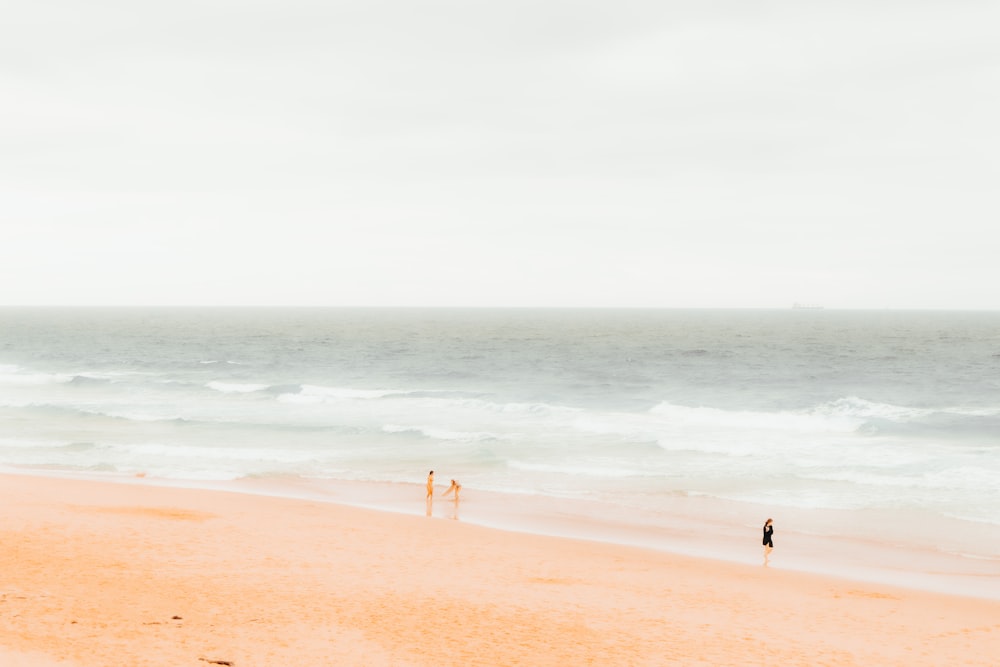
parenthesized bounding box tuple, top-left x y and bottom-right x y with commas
(2, 473, 999, 666)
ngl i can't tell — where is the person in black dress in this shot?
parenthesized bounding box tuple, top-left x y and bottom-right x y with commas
(762, 518, 774, 563)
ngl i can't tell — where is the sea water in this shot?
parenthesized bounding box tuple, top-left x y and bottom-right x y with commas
(2, 308, 998, 593)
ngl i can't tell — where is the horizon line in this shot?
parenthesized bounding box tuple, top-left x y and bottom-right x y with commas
(1, 304, 998, 312)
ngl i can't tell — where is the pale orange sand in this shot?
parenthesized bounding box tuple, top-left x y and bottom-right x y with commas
(2, 474, 998, 666)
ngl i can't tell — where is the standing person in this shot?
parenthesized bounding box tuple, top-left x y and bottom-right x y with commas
(762, 518, 774, 562)
(425, 471, 435, 517)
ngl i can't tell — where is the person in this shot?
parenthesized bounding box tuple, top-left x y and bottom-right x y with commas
(426, 470, 435, 499)
(762, 518, 774, 561)
(442, 479, 462, 501)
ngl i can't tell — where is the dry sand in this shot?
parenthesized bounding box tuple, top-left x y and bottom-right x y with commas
(2, 473, 998, 666)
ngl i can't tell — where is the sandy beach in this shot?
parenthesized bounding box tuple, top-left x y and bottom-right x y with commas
(2, 474, 999, 666)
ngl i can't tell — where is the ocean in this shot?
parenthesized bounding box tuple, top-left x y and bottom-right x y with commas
(2, 308, 998, 595)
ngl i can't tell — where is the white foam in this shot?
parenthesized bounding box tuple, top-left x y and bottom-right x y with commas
(206, 381, 270, 394)
(506, 458, 662, 479)
(811, 396, 934, 421)
(81, 408, 184, 422)
(0, 370, 75, 386)
(114, 442, 320, 463)
(381, 423, 500, 442)
(649, 401, 862, 433)
(279, 384, 405, 402)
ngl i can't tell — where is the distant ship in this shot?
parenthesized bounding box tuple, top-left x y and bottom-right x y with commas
(792, 303, 824, 310)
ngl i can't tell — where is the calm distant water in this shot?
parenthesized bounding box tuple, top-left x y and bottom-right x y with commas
(2, 307, 999, 536)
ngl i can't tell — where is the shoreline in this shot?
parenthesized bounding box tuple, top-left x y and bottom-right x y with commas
(6, 468, 1000, 602)
(4, 472, 1000, 666)
(243, 476, 1000, 600)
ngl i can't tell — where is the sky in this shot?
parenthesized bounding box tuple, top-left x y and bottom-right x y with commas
(1, 1, 998, 308)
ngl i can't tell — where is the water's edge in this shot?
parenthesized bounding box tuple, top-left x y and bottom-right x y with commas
(7, 468, 998, 602)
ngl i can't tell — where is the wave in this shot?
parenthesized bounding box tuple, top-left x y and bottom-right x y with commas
(114, 442, 322, 463)
(277, 384, 408, 403)
(0, 400, 369, 435)
(857, 412, 1000, 440)
(68, 374, 113, 385)
(0, 438, 97, 451)
(382, 424, 502, 442)
(0, 369, 76, 386)
(271, 386, 576, 423)
(646, 397, 1000, 439)
(37, 402, 191, 423)
(799, 465, 1000, 494)
(809, 396, 935, 422)
(0, 363, 140, 387)
(506, 459, 664, 478)
(0, 401, 207, 426)
(206, 381, 271, 394)
(264, 383, 305, 395)
(647, 401, 861, 434)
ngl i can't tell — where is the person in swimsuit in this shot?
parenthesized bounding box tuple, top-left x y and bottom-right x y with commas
(442, 479, 462, 502)
(424, 470, 435, 516)
(762, 518, 774, 562)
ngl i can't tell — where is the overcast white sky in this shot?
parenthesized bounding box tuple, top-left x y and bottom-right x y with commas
(2, 1, 997, 308)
